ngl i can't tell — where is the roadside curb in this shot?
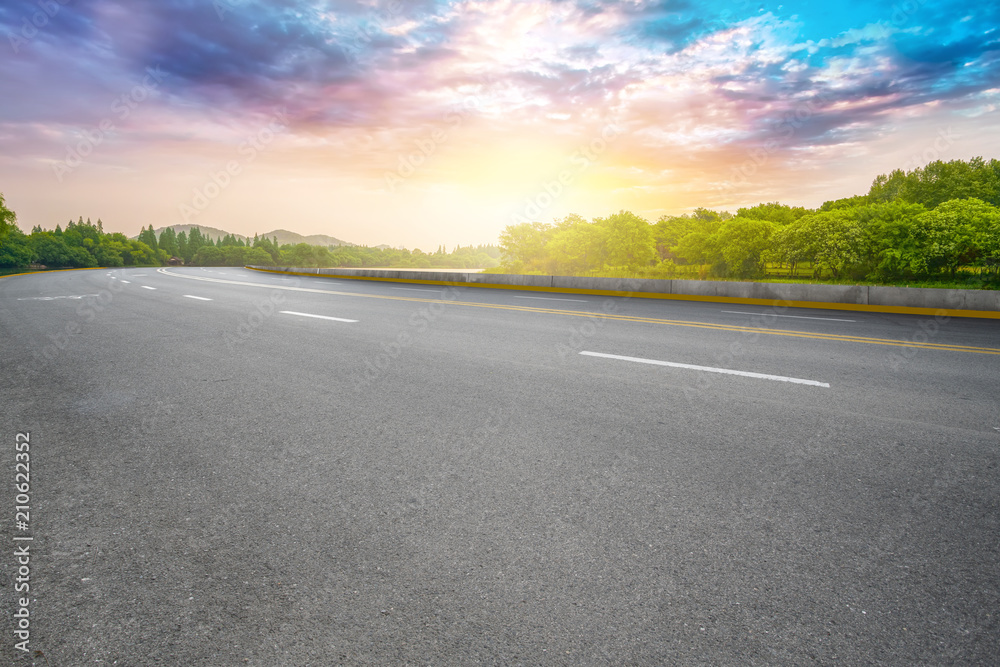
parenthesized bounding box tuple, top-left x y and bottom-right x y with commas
(245, 266, 1000, 320)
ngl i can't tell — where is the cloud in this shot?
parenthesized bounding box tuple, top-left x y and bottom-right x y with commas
(2, 0, 999, 226)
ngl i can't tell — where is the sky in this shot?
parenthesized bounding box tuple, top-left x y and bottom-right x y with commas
(1, 0, 997, 249)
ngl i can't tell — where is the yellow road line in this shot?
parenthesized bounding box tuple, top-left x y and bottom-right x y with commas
(0, 267, 106, 280)
(159, 268, 1000, 356)
(248, 267, 1000, 320)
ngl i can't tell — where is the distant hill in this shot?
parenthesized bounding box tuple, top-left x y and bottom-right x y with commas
(259, 229, 351, 247)
(144, 225, 352, 247)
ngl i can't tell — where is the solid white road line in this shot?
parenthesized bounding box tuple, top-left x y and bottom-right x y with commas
(514, 295, 589, 303)
(721, 310, 855, 322)
(280, 310, 358, 323)
(17, 294, 100, 301)
(183, 295, 213, 301)
(580, 351, 830, 387)
(391, 287, 441, 293)
(141, 286, 156, 290)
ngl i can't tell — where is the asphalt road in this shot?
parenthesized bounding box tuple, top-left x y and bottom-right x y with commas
(1, 267, 998, 665)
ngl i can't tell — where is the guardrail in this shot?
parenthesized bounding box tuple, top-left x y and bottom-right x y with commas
(245, 266, 1000, 318)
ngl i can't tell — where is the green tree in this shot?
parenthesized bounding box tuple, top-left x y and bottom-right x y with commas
(0, 193, 15, 242)
(93, 237, 125, 267)
(653, 215, 698, 260)
(176, 231, 190, 264)
(283, 243, 322, 267)
(869, 169, 909, 204)
(332, 247, 362, 267)
(252, 235, 281, 264)
(765, 219, 817, 275)
(138, 224, 158, 251)
(158, 227, 179, 257)
(672, 215, 726, 268)
(715, 217, 778, 278)
(854, 201, 927, 279)
(794, 209, 874, 279)
(0, 227, 35, 267)
(869, 158, 1000, 209)
(66, 217, 101, 244)
(30, 233, 72, 267)
(736, 202, 810, 225)
(596, 211, 655, 270)
(547, 220, 607, 273)
(127, 240, 159, 266)
(497, 222, 551, 273)
(902, 158, 1000, 209)
(30, 232, 95, 267)
(221, 246, 247, 266)
(194, 246, 225, 266)
(819, 195, 870, 212)
(187, 227, 207, 259)
(245, 247, 275, 266)
(915, 198, 1000, 277)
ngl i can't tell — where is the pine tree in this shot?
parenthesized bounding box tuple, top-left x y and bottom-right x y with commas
(188, 227, 203, 249)
(177, 231, 189, 263)
(138, 225, 158, 250)
(159, 227, 178, 257)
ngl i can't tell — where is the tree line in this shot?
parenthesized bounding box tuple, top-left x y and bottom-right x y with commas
(497, 157, 1000, 284)
(0, 200, 500, 270)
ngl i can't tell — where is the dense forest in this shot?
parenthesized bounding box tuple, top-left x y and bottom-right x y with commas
(0, 198, 500, 271)
(496, 158, 1000, 285)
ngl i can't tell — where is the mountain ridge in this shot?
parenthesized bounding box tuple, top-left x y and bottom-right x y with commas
(145, 225, 353, 247)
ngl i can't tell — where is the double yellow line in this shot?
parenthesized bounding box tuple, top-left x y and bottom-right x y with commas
(160, 269, 1000, 356)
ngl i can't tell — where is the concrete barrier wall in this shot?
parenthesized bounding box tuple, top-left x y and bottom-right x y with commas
(252, 267, 1000, 315)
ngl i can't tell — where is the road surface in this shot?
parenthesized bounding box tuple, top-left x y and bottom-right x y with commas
(1, 267, 998, 665)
